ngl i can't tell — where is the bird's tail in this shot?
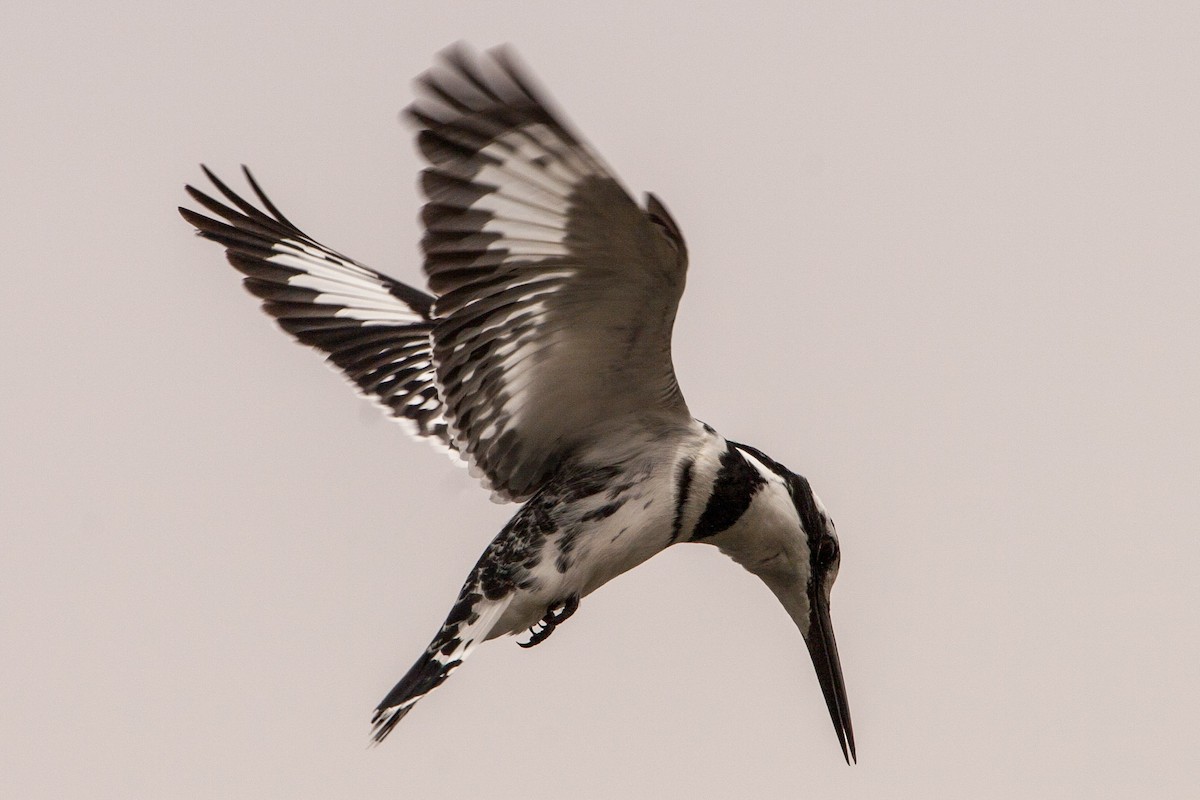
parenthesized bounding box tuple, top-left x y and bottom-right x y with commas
(370, 584, 512, 743)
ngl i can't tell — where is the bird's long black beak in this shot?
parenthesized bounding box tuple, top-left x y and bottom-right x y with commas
(806, 594, 856, 764)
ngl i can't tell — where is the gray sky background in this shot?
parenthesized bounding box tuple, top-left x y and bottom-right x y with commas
(3, 2, 1198, 797)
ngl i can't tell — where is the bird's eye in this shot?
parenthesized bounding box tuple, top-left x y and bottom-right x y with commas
(817, 538, 839, 568)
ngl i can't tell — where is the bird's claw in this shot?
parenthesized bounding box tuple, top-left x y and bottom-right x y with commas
(518, 595, 580, 648)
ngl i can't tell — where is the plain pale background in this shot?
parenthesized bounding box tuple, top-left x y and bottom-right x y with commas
(3, 2, 1198, 797)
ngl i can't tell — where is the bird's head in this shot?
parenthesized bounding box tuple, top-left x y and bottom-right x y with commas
(721, 445, 856, 763)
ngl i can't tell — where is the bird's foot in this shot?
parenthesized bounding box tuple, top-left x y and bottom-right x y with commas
(518, 595, 580, 648)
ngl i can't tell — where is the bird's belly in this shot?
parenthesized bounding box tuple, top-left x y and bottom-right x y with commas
(575, 501, 672, 596)
(491, 491, 673, 638)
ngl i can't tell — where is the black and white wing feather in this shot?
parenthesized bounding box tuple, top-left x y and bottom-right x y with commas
(180, 167, 454, 449)
(412, 45, 692, 501)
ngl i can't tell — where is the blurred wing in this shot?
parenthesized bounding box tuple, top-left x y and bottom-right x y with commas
(180, 167, 454, 451)
(413, 45, 692, 501)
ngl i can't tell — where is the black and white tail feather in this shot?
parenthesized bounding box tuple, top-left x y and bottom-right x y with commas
(182, 43, 856, 763)
(370, 586, 513, 742)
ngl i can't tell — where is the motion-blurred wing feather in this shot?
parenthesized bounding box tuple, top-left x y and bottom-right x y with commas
(412, 45, 691, 501)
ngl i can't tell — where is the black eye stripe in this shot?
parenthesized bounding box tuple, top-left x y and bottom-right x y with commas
(727, 441, 833, 577)
(817, 538, 839, 567)
(789, 476, 826, 539)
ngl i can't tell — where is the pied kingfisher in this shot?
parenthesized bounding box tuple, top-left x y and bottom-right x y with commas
(181, 44, 855, 763)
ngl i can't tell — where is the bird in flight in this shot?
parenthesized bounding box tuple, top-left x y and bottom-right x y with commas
(181, 44, 855, 763)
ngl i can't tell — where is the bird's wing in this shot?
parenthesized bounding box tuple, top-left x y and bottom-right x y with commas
(180, 167, 455, 451)
(413, 45, 692, 501)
